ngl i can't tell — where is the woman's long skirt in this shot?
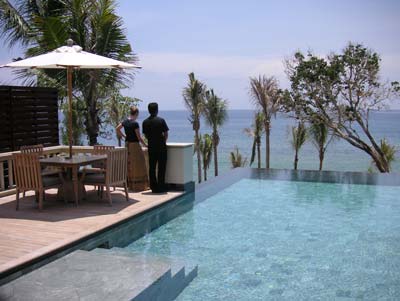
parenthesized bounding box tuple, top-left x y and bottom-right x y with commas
(126, 142, 149, 191)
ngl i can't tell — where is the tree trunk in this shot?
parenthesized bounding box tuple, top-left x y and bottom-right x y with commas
(204, 164, 207, 181)
(319, 147, 324, 171)
(213, 137, 218, 177)
(195, 130, 202, 183)
(294, 149, 299, 170)
(257, 142, 261, 169)
(265, 121, 270, 169)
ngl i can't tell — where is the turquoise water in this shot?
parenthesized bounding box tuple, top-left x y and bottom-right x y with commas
(98, 110, 400, 178)
(126, 179, 400, 300)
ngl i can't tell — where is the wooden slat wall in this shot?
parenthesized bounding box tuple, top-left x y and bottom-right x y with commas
(0, 86, 59, 187)
(0, 86, 59, 152)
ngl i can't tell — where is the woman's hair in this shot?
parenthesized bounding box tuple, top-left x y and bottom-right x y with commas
(130, 106, 139, 116)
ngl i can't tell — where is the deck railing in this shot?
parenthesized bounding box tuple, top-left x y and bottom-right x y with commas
(0, 145, 105, 197)
(0, 143, 194, 197)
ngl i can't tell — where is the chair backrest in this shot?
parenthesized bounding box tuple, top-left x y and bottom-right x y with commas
(106, 148, 128, 185)
(93, 145, 115, 155)
(20, 144, 44, 155)
(93, 145, 115, 168)
(12, 153, 43, 191)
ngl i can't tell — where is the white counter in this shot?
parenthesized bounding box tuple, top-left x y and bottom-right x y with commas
(165, 143, 193, 186)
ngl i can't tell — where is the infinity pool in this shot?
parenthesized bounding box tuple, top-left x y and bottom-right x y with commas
(126, 178, 400, 300)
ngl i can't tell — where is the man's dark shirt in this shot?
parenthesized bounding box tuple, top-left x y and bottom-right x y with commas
(122, 119, 139, 142)
(142, 115, 169, 148)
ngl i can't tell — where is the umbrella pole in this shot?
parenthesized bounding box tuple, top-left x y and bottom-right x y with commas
(67, 67, 73, 159)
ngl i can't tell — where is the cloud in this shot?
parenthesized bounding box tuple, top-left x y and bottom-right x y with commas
(139, 52, 287, 82)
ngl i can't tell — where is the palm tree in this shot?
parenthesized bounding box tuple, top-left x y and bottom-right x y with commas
(203, 89, 228, 177)
(308, 121, 333, 171)
(199, 134, 213, 181)
(0, 0, 136, 145)
(249, 75, 281, 169)
(183, 72, 206, 183)
(370, 139, 396, 172)
(230, 147, 248, 168)
(244, 112, 264, 168)
(290, 122, 307, 170)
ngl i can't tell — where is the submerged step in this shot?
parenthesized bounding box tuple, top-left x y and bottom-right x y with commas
(92, 247, 198, 301)
(0, 249, 197, 301)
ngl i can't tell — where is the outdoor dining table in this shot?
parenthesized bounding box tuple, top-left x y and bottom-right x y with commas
(40, 154, 107, 205)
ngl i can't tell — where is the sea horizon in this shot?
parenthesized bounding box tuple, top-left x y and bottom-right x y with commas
(94, 109, 400, 178)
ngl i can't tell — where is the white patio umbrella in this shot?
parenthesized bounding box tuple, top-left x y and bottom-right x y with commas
(1, 39, 140, 158)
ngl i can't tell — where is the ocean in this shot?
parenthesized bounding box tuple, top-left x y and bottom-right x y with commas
(97, 110, 400, 179)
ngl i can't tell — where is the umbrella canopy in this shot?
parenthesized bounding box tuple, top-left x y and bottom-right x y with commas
(1, 39, 140, 158)
(1, 44, 138, 69)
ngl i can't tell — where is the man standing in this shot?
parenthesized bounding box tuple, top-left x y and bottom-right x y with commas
(142, 102, 169, 193)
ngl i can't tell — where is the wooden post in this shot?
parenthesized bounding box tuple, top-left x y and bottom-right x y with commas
(67, 66, 73, 159)
(7, 159, 13, 188)
(0, 161, 4, 191)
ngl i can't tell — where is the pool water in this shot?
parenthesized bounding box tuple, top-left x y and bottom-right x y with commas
(126, 179, 400, 300)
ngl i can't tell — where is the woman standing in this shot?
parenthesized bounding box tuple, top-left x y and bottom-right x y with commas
(116, 106, 149, 191)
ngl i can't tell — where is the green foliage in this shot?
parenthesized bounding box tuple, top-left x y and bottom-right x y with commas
(203, 89, 228, 142)
(199, 133, 213, 181)
(102, 91, 141, 146)
(249, 75, 281, 168)
(285, 42, 398, 172)
(290, 122, 307, 170)
(60, 97, 85, 145)
(230, 147, 248, 168)
(183, 72, 206, 133)
(291, 122, 307, 151)
(308, 121, 334, 170)
(0, 0, 136, 145)
(369, 139, 397, 172)
(203, 88, 228, 176)
(183, 72, 206, 182)
(244, 112, 264, 167)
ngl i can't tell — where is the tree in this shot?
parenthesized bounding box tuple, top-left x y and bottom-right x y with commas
(290, 122, 307, 170)
(203, 89, 228, 177)
(249, 75, 281, 169)
(0, 0, 136, 145)
(244, 112, 264, 168)
(199, 134, 213, 181)
(183, 72, 206, 183)
(285, 43, 398, 172)
(308, 121, 333, 171)
(60, 97, 85, 146)
(103, 91, 141, 146)
(230, 147, 248, 168)
(369, 139, 396, 172)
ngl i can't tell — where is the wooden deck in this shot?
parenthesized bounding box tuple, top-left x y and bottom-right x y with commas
(0, 187, 183, 277)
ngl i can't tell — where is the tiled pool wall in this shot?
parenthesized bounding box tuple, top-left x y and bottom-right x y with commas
(0, 188, 195, 286)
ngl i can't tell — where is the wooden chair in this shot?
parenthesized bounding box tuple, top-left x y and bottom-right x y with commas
(20, 144, 44, 155)
(83, 145, 116, 193)
(20, 144, 60, 198)
(92, 145, 115, 169)
(12, 152, 63, 210)
(82, 148, 129, 205)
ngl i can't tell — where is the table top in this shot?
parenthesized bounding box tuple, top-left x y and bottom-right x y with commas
(40, 155, 107, 167)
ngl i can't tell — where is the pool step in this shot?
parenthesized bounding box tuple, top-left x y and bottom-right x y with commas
(92, 247, 198, 301)
(0, 249, 197, 301)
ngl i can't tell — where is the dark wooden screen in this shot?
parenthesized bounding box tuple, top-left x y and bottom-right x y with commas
(0, 86, 59, 153)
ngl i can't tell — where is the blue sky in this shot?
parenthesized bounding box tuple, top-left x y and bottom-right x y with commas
(1, 0, 399, 109)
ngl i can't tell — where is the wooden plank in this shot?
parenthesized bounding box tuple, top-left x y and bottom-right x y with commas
(0, 188, 183, 276)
